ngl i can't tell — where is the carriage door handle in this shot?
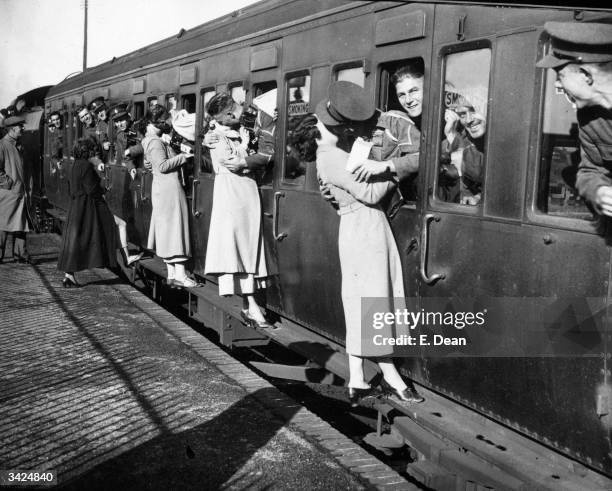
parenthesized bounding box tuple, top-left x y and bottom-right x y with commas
(420, 213, 445, 284)
(191, 179, 201, 217)
(273, 191, 287, 241)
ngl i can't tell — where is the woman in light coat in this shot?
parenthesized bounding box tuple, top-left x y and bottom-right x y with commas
(143, 114, 197, 287)
(204, 93, 270, 328)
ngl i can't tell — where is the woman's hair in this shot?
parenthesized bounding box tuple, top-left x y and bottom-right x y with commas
(206, 93, 233, 118)
(132, 118, 148, 137)
(391, 59, 425, 86)
(287, 114, 320, 163)
(72, 138, 96, 159)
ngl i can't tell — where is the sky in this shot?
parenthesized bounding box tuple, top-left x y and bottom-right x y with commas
(0, 0, 260, 109)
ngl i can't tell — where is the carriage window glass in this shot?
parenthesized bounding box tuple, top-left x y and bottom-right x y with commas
(336, 67, 365, 87)
(166, 94, 177, 113)
(438, 48, 491, 207)
(230, 85, 246, 107)
(181, 94, 196, 113)
(284, 74, 311, 183)
(250, 82, 277, 186)
(536, 68, 592, 221)
(133, 101, 144, 120)
(199, 89, 216, 174)
(147, 97, 158, 111)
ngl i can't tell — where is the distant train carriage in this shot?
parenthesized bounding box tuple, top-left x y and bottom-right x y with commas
(42, 0, 612, 481)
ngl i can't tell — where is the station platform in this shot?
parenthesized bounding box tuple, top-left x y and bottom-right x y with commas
(0, 234, 416, 490)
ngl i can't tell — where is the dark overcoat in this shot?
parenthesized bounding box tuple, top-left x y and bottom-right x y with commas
(0, 134, 30, 232)
(57, 158, 117, 272)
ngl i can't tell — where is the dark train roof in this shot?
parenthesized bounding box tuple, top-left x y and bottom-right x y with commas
(48, 0, 357, 98)
(12, 86, 53, 108)
(47, 0, 609, 99)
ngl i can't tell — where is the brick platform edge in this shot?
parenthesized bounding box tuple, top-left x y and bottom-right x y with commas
(90, 265, 418, 491)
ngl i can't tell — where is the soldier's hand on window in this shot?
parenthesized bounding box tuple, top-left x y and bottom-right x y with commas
(319, 177, 339, 210)
(129, 168, 137, 180)
(102, 141, 111, 151)
(97, 163, 105, 172)
(203, 131, 219, 148)
(220, 154, 246, 173)
(460, 194, 481, 206)
(352, 160, 390, 183)
(444, 109, 460, 144)
(595, 186, 612, 217)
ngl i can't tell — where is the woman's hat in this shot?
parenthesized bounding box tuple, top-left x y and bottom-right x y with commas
(315, 81, 375, 126)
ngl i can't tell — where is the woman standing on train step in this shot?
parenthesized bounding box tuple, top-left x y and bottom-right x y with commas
(57, 138, 117, 287)
(204, 93, 271, 329)
(290, 81, 424, 405)
(142, 109, 198, 288)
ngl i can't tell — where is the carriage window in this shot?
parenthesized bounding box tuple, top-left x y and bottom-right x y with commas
(336, 66, 365, 87)
(133, 101, 144, 120)
(166, 94, 177, 113)
(181, 94, 196, 113)
(376, 58, 425, 204)
(230, 85, 246, 107)
(250, 82, 277, 186)
(537, 69, 592, 221)
(438, 48, 491, 207)
(147, 96, 158, 111)
(284, 74, 311, 183)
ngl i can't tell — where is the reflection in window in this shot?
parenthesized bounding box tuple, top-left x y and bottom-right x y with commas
(336, 67, 365, 87)
(284, 74, 311, 182)
(538, 69, 592, 220)
(438, 48, 491, 206)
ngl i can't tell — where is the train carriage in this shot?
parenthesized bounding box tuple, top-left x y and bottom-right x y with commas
(42, 0, 612, 484)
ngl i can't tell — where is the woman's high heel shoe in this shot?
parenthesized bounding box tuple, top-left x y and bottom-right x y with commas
(241, 310, 274, 329)
(62, 276, 80, 288)
(348, 387, 373, 407)
(381, 380, 424, 404)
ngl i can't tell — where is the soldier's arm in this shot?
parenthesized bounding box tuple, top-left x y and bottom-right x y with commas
(575, 129, 612, 215)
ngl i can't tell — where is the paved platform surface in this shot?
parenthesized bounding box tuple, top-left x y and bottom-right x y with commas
(0, 234, 416, 490)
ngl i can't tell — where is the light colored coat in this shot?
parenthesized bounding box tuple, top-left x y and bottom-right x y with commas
(204, 127, 267, 279)
(316, 143, 405, 357)
(143, 135, 190, 259)
(0, 134, 30, 232)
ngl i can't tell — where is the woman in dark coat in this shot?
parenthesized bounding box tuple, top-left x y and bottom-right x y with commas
(57, 138, 117, 286)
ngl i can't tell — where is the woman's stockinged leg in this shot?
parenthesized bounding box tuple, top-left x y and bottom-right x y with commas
(378, 358, 407, 391)
(348, 354, 370, 389)
(246, 295, 267, 323)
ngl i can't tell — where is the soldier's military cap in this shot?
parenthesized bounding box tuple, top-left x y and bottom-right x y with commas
(4, 115, 26, 127)
(89, 97, 107, 114)
(110, 103, 129, 121)
(537, 22, 612, 69)
(315, 81, 375, 126)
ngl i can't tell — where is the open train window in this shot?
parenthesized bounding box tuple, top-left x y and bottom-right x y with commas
(250, 81, 277, 186)
(199, 88, 216, 174)
(132, 101, 144, 120)
(437, 48, 491, 207)
(181, 93, 196, 113)
(335, 64, 365, 87)
(376, 58, 425, 204)
(283, 73, 311, 185)
(536, 68, 592, 221)
(166, 94, 177, 113)
(147, 96, 158, 112)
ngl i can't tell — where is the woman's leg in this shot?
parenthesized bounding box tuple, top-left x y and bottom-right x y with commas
(245, 295, 268, 323)
(173, 262, 199, 287)
(165, 262, 175, 281)
(348, 354, 370, 389)
(378, 358, 408, 391)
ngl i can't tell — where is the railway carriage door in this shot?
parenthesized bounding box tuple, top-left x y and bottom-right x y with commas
(191, 87, 217, 275)
(273, 68, 347, 341)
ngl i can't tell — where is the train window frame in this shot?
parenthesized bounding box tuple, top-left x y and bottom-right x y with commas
(228, 82, 247, 108)
(181, 93, 196, 114)
(132, 100, 145, 121)
(429, 40, 493, 215)
(376, 57, 427, 209)
(333, 61, 366, 88)
(280, 70, 312, 189)
(250, 80, 278, 188)
(197, 87, 217, 177)
(525, 34, 597, 233)
(165, 93, 177, 113)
